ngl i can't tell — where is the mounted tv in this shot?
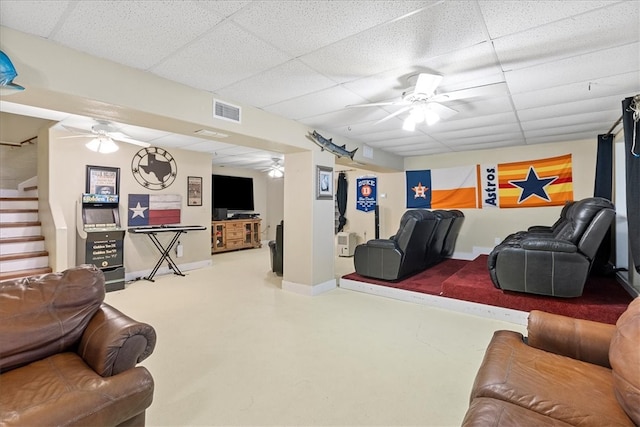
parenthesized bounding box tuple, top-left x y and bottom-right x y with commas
(212, 174, 254, 211)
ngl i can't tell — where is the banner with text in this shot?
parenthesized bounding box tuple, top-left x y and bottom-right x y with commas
(356, 177, 377, 212)
(479, 154, 573, 208)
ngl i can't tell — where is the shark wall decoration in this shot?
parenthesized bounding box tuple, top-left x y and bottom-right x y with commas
(0, 50, 25, 94)
(307, 130, 358, 160)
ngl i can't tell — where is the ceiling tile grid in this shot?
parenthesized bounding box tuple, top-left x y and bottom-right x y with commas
(1, 0, 639, 165)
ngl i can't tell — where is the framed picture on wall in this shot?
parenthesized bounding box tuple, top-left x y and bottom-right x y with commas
(187, 176, 202, 206)
(316, 166, 333, 200)
(86, 165, 120, 195)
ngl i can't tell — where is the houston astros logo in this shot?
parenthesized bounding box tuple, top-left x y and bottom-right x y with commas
(412, 182, 428, 198)
(131, 147, 177, 190)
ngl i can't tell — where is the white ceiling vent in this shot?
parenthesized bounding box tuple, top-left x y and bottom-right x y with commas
(214, 99, 241, 123)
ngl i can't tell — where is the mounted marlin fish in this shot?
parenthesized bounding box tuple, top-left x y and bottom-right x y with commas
(307, 130, 358, 160)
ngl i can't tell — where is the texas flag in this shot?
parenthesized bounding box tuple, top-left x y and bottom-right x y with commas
(406, 166, 478, 209)
(128, 194, 181, 226)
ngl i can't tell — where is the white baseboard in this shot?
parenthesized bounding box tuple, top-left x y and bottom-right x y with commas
(125, 259, 212, 282)
(282, 278, 337, 296)
(339, 277, 528, 326)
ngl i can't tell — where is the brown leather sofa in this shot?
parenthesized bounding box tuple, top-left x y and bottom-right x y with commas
(0, 265, 156, 426)
(462, 297, 640, 426)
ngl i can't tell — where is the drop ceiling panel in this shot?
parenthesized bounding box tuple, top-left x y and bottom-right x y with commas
(491, 2, 639, 70)
(505, 43, 640, 94)
(0, 0, 71, 38)
(230, 0, 440, 57)
(151, 20, 292, 91)
(216, 60, 336, 108)
(512, 72, 640, 110)
(451, 138, 526, 153)
(521, 110, 621, 131)
(266, 86, 371, 121)
(299, 2, 488, 83)
(517, 94, 626, 122)
(479, 0, 617, 39)
(52, 1, 226, 70)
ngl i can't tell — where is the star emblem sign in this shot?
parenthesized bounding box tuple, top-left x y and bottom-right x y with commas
(129, 202, 148, 218)
(509, 167, 557, 203)
(412, 182, 428, 199)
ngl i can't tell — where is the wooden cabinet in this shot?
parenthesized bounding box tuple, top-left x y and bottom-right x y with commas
(211, 219, 261, 253)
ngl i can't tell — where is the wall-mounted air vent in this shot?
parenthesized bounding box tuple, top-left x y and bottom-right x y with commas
(214, 99, 241, 123)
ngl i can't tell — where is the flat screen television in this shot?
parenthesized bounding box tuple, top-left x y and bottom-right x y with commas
(212, 174, 254, 211)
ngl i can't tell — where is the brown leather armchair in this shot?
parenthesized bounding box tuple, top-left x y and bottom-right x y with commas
(462, 297, 640, 426)
(0, 265, 156, 426)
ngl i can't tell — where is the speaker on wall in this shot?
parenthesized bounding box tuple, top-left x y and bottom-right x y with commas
(213, 208, 228, 221)
(374, 205, 380, 239)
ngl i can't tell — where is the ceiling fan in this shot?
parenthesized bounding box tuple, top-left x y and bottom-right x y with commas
(346, 73, 502, 131)
(61, 119, 150, 153)
(264, 158, 284, 178)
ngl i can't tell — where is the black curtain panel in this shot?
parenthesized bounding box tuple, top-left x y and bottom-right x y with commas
(592, 134, 615, 274)
(595, 134, 614, 200)
(622, 96, 640, 273)
(336, 172, 348, 233)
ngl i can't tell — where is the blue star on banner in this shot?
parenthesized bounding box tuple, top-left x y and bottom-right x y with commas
(509, 167, 558, 204)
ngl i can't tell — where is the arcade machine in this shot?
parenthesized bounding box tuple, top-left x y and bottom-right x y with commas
(76, 192, 126, 292)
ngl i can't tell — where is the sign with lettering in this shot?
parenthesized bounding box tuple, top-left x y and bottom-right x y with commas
(356, 177, 377, 212)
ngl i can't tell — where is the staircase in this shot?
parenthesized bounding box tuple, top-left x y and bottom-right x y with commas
(0, 187, 51, 281)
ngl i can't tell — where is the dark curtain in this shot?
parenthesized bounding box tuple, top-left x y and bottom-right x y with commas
(592, 134, 614, 274)
(336, 172, 348, 233)
(622, 96, 640, 273)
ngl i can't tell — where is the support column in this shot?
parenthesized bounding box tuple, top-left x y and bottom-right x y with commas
(282, 150, 336, 295)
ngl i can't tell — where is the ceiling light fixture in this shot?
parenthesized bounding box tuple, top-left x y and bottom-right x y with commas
(85, 136, 119, 153)
(268, 158, 284, 178)
(403, 105, 441, 131)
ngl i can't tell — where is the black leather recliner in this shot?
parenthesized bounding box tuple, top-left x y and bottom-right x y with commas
(441, 209, 464, 258)
(268, 220, 283, 276)
(487, 197, 615, 297)
(423, 210, 454, 268)
(354, 210, 433, 281)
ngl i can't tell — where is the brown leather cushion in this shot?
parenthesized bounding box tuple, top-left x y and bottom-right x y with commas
(0, 352, 153, 426)
(610, 297, 640, 424)
(0, 265, 105, 372)
(470, 330, 635, 426)
(462, 397, 573, 427)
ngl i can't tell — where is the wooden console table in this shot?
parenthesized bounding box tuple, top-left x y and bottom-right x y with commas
(211, 218, 261, 254)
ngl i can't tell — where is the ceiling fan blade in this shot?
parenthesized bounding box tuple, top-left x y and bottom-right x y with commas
(374, 105, 413, 125)
(59, 135, 95, 139)
(346, 100, 410, 108)
(414, 73, 443, 96)
(430, 82, 507, 103)
(109, 134, 150, 147)
(61, 124, 94, 135)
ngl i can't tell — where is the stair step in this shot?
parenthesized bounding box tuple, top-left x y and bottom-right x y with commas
(0, 221, 41, 228)
(0, 250, 48, 261)
(0, 211, 39, 222)
(0, 225, 42, 239)
(0, 236, 45, 244)
(0, 267, 53, 282)
(0, 197, 38, 201)
(0, 209, 38, 213)
(0, 238, 45, 256)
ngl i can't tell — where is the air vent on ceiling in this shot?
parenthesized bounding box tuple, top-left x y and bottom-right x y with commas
(214, 99, 241, 123)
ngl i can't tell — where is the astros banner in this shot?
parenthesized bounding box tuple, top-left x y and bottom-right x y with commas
(406, 165, 478, 209)
(480, 154, 574, 208)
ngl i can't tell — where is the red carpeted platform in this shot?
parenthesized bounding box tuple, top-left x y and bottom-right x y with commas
(342, 255, 633, 324)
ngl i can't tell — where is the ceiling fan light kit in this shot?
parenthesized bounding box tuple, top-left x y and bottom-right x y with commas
(268, 158, 284, 178)
(85, 136, 119, 153)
